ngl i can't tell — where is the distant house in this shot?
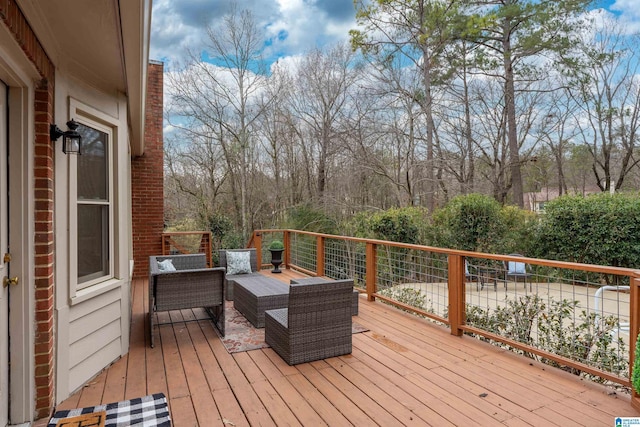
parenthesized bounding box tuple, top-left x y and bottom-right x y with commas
(524, 187, 601, 212)
(0, 1, 164, 424)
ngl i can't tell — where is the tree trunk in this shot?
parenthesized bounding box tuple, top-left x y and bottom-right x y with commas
(422, 48, 436, 212)
(463, 59, 474, 193)
(503, 23, 524, 207)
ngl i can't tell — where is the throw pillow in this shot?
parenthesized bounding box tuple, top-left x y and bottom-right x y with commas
(226, 251, 252, 275)
(158, 259, 176, 272)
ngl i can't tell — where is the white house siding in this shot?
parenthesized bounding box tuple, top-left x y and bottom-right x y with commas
(67, 288, 124, 392)
(54, 73, 132, 401)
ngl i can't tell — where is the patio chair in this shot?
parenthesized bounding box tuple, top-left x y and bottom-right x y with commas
(465, 260, 487, 291)
(503, 253, 532, 291)
(149, 254, 226, 347)
(265, 279, 353, 365)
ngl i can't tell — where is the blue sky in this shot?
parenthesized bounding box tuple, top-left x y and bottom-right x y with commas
(150, 0, 640, 68)
(599, 0, 615, 9)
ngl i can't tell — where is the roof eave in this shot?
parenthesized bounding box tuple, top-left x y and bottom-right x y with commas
(119, 0, 152, 157)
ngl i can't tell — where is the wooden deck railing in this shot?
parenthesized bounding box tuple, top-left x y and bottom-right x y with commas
(634, 275, 640, 411)
(161, 231, 212, 267)
(251, 228, 640, 410)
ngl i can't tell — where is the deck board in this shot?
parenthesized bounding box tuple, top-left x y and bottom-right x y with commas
(295, 362, 377, 426)
(43, 272, 640, 426)
(101, 354, 127, 404)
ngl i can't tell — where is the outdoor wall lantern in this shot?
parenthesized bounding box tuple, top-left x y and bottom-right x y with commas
(50, 119, 82, 154)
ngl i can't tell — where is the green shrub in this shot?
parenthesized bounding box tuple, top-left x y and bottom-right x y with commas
(341, 211, 372, 239)
(633, 334, 640, 394)
(205, 213, 238, 264)
(465, 296, 628, 383)
(536, 193, 640, 269)
(268, 239, 284, 250)
(498, 205, 539, 255)
(429, 194, 503, 252)
(378, 287, 426, 313)
(351, 207, 429, 244)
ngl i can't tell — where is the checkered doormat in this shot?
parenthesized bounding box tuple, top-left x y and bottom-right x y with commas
(48, 393, 171, 426)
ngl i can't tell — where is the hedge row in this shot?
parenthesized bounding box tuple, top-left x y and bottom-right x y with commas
(343, 193, 640, 269)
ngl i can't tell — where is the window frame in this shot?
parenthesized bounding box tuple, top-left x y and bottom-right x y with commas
(68, 99, 117, 295)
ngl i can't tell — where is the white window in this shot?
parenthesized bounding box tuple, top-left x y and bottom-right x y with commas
(76, 122, 112, 285)
(67, 106, 116, 294)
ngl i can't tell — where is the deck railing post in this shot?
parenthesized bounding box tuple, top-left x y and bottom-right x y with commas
(316, 236, 325, 277)
(366, 242, 377, 301)
(254, 231, 262, 268)
(631, 273, 640, 411)
(448, 254, 465, 337)
(201, 232, 212, 267)
(283, 230, 291, 269)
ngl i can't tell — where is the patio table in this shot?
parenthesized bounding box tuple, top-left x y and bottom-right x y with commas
(233, 276, 289, 328)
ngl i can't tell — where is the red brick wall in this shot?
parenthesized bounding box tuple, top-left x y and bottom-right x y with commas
(0, 0, 57, 419)
(34, 80, 55, 420)
(132, 61, 164, 278)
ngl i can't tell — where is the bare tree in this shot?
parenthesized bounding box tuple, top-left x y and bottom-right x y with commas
(568, 17, 640, 192)
(165, 5, 270, 238)
(164, 133, 228, 228)
(534, 86, 581, 196)
(439, 40, 480, 196)
(255, 62, 314, 217)
(348, 54, 431, 207)
(287, 44, 360, 205)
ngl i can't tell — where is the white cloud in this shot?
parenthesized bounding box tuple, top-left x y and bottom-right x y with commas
(150, 0, 356, 67)
(580, 7, 640, 40)
(607, 1, 640, 32)
(611, 0, 640, 17)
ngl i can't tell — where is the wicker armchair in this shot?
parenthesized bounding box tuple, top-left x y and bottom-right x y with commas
(265, 279, 353, 365)
(149, 254, 226, 347)
(218, 248, 260, 301)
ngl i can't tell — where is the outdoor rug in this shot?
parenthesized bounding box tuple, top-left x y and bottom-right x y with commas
(216, 301, 369, 354)
(48, 393, 171, 427)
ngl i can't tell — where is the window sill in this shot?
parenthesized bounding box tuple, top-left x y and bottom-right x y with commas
(70, 278, 124, 306)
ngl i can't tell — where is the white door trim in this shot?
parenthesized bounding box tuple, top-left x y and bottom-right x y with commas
(0, 78, 8, 427)
(8, 85, 35, 424)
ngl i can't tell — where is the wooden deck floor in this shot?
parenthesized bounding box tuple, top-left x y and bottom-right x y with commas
(48, 269, 639, 426)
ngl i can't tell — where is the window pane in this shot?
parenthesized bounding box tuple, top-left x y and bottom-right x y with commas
(77, 124, 108, 200)
(78, 204, 108, 282)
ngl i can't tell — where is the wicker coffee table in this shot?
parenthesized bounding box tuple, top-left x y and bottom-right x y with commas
(233, 276, 290, 328)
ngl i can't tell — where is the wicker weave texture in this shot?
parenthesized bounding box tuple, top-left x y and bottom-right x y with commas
(154, 270, 223, 310)
(218, 248, 260, 300)
(265, 279, 353, 365)
(290, 277, 359, 315)
(233, 276, 289, 328)
(154, 254, 207, 271)
(149, 254, 226, 347)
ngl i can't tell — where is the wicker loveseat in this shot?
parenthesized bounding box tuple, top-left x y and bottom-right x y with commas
(218, 248, 261, 300)
(149, 254, 226, 347)
(264, 279, 353, 365)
